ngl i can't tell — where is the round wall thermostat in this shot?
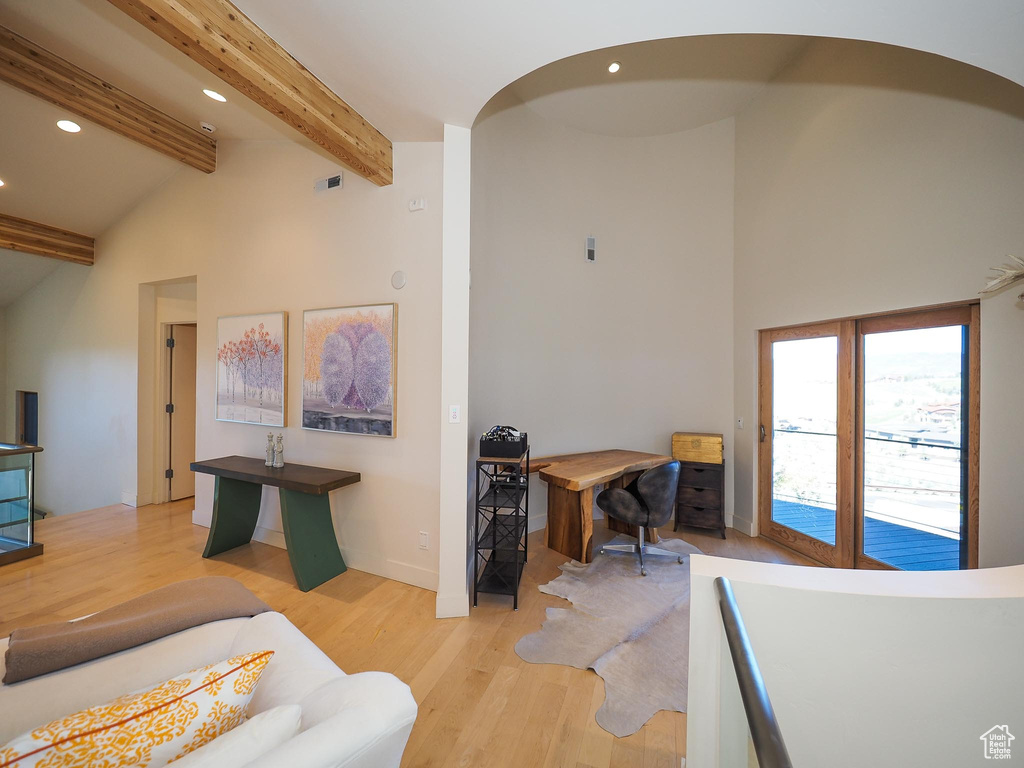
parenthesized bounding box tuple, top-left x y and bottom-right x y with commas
(391, 270, 407, 290)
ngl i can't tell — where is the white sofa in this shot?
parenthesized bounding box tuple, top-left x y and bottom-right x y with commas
(0, 611, 418, 767)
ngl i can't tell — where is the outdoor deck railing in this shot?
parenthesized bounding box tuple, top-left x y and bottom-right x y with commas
(715, 576, 793, 768)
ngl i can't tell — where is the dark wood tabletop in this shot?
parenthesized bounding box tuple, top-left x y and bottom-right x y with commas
(190, 455, 360, 496)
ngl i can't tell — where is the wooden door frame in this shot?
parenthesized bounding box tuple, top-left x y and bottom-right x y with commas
(757, 321, 855, 568)
(758, 300, 979, 570)
(854, 304, 979, 569)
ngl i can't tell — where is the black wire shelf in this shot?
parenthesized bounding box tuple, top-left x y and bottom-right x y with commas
(477, 513, 526, 551)
(475, 550, 525, 597)
(474, 440, 529, 610)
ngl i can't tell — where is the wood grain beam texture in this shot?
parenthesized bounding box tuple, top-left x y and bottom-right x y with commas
(0, 213, 94, 265)
(106, 0, 394, 186)
(0, 24, 216, 173)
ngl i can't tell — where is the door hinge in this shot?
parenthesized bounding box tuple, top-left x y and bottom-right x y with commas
(165, 403, 175, 414)
(166, 337, 175, 348)
(165, 468, 174, 479)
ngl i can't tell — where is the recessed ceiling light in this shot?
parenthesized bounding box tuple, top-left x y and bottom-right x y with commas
(0, 178, 5, 188)
(203, 89, 227, 102)
(608, 61, 621, 74)
(57, 119, 81, 133)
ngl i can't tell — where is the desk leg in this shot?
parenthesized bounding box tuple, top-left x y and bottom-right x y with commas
(203, 477, 262, 557)
(279, 489, 347, 592)
(546, 485, 595, 563)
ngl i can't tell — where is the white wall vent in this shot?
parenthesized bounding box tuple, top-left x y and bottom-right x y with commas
(314, 173, 344, 193)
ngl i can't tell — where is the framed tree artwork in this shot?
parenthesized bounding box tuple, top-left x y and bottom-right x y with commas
(216, 312, 287, 426)
(302, 303, 397, 437)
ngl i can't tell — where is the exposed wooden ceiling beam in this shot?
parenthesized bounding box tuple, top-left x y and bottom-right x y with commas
(106, 0, 393, 186)
(0, 214, 94, 266)
(0, 25, 216, 174)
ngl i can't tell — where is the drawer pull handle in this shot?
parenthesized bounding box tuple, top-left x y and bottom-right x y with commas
(693, 507, 705, 512)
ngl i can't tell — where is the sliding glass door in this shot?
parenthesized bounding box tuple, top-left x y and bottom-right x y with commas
(759, 305, 978, 570)
(758, 322, 854, 568)
(856, 306, 978, 570)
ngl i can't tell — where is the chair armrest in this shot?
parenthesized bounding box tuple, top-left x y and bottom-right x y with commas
(241, 672, 417, 768)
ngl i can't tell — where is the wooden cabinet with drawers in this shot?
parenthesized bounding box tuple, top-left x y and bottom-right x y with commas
(674, 460, 726, 538)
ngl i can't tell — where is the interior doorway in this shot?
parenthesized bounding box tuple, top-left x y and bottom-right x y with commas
(167, 324, 197, 501)
(14, 391, 38, 445)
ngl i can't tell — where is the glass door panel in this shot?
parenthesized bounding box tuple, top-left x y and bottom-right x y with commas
(860, 325, 965, 570)
(771, 336, 839, 546)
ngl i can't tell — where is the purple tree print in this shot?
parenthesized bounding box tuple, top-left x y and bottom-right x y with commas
(354, 329, 391, 411)
(321, 332, 355, 408)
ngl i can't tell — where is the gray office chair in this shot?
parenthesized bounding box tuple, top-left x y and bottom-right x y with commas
(596, 461, 682, 576)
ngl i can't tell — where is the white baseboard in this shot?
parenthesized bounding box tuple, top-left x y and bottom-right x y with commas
(191, 511, 439, 592)
(121, 492, 138, 508)
(435, 591, 470, 618)
(730, 515, 755, 537)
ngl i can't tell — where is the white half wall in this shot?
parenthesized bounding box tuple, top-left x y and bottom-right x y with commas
(4, 139, 445, 591)
(688, 554, 1024, 766)
(470, 93, 736, 528)
(731, 39, 1024, 561)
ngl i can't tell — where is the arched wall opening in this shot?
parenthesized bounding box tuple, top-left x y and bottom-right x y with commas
(457, 33, 1024, 607)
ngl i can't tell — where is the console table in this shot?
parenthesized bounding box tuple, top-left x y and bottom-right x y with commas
(191, 455, 360, 591)
(531, 450, 674, 563)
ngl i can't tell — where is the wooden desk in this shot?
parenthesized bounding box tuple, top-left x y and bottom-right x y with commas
(191, 455, 360, 591)
(532, 450, 673, 563)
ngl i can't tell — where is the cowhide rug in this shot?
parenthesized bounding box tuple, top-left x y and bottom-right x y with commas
(514, 534, 702, 737)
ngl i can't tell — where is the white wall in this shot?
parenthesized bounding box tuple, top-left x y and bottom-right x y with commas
(3, 139, 445, 590)
(731, 39, 1024, 563)
(470, 93, 736, 528)
(688, 554, 1024, 767)
(0, 307, 6, 442)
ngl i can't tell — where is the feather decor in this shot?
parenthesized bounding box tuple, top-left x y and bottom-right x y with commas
(979, 255, 1024, 300)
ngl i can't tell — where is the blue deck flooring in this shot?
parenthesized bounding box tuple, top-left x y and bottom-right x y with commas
(772, 500, 960, 570)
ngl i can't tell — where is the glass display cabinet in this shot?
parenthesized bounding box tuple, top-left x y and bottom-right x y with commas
(0, 443, 43, 565)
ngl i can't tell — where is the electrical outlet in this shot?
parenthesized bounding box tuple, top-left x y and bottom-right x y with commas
(448, 404, 461, 423)
(419, 531, 429, 550)
(736, 418, 744, 430)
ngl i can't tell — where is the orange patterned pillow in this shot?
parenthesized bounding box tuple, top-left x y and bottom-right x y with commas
(0, 650, 274, 768)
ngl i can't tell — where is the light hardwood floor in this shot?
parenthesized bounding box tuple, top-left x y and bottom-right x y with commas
(0, 500, 815, 767)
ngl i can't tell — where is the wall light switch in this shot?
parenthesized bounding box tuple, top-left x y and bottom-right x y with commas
(409, 198, 427, 212)
(419, 531, 429, 550)
(448, 404, 461, 423)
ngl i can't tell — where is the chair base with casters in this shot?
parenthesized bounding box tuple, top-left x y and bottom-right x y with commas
(596, 460, 684, 577)
(600, 525, 683, 576)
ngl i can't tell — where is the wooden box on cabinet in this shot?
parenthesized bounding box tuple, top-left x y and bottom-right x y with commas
(674, 460, 726, 538)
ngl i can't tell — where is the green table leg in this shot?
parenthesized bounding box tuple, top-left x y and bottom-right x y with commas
(279, 488, 347, 591)
(203, 476, 262, 557)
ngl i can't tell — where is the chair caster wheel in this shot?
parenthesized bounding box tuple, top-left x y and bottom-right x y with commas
(678, 557, 683, 564)
(641, 568, 647, 577)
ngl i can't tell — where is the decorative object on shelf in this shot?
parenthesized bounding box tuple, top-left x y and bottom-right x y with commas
(515, 533, 702, 737)
(264, 433, 274, 467)
(479, 425, 526, 458)
(273, 434, 285, 468)
(979, 254, 1024, 303)
(302, 303, 397, 437)
(672, 432, 726, 538)
(474, 435, 529, 610)
(216, 312, 287, 427)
